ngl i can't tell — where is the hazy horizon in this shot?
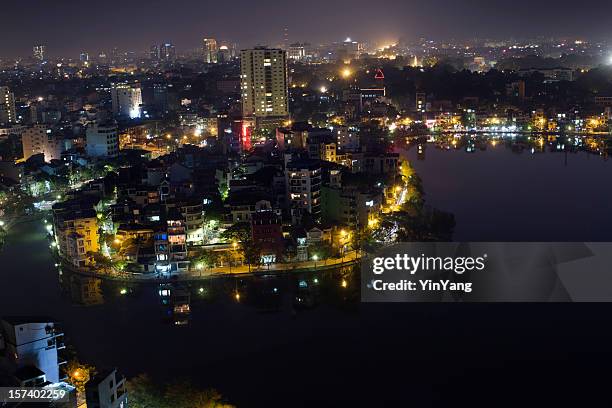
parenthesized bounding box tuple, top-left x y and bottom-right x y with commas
(1, 0, 612, 58)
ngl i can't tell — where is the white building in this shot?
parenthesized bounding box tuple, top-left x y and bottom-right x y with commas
(240, 47, 289, 118)
(85, 369, 128, 408)
(0, 86, 16, 124)
(0, 318, 66, 384)
(22, 125, 64, 162)
(285, 158, 322, 223)
(86, 121, 119, 157)
(180, 201, 205, 244)
(288, 43, 311, 61)
(111, 84, 142, 118)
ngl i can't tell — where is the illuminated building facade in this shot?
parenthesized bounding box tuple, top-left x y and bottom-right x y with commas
(21, 125, 64, 162)
(286, 159, 321, 223)
(33, 45, 46, 61)
(0, 318, 66, 384)
(240, 47, 289, 119)
(111, 84, 142, 119)
(0, 86, 16, 124)
(202, 38, 218, 63)
(86, 120, 119, 157)
(52, 202, 100, 268)
(288, 43, 307, 61)
(159, 43, 176, 61)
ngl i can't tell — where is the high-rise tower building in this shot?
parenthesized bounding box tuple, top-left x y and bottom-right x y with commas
(202, 38, 218, 64)
(33, 45, 46, 61)
(240, 47, 288, 119)
(0, 86, 16, 124)
(159, 43, 176, 61)
(111, 84, 142, 119)
(149, 44, 160, 61)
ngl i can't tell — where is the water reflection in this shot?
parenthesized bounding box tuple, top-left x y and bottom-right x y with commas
(56, 263, 359, 327)
(57, 273, 104, 306)
(405, 133, 610, 160)
(402, 133, 612, 242)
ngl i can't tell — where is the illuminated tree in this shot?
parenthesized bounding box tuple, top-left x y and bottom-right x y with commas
(127, 374, 235, 408)
(64, 359, 96, 393)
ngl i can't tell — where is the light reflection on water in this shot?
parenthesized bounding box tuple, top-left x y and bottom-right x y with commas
(0, 219, 362, 405)
(399, 133, 612, 241)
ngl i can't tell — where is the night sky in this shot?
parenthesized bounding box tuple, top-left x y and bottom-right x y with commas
(1, 0, 612, 58)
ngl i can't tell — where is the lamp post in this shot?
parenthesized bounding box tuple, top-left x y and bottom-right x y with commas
(313, 254, 318, 271)
(340, 229, 347, 264)
(231, 241, 237, 274)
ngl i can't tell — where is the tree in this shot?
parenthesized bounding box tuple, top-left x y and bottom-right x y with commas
(193, 248, 220, 269)
(220, 222, 251, 243)
(127, 375, 234, 408)
(220, 222, 262, 271)
(64, 359, 96, 393)
(308, 241, 333, 260)
(127, 374, 164, 408)
(242, 240, 262, 272)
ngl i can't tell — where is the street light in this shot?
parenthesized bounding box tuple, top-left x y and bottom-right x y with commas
(230, 241, 238, 274)
(313, 254, 318, 271)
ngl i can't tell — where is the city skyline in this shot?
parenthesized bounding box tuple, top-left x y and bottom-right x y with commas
(2, 0, 612, 58)
(2, 1, 612, 406)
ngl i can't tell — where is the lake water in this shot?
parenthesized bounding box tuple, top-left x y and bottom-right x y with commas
(404, 135, 612, 241)
(3, 140, 612, 406)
